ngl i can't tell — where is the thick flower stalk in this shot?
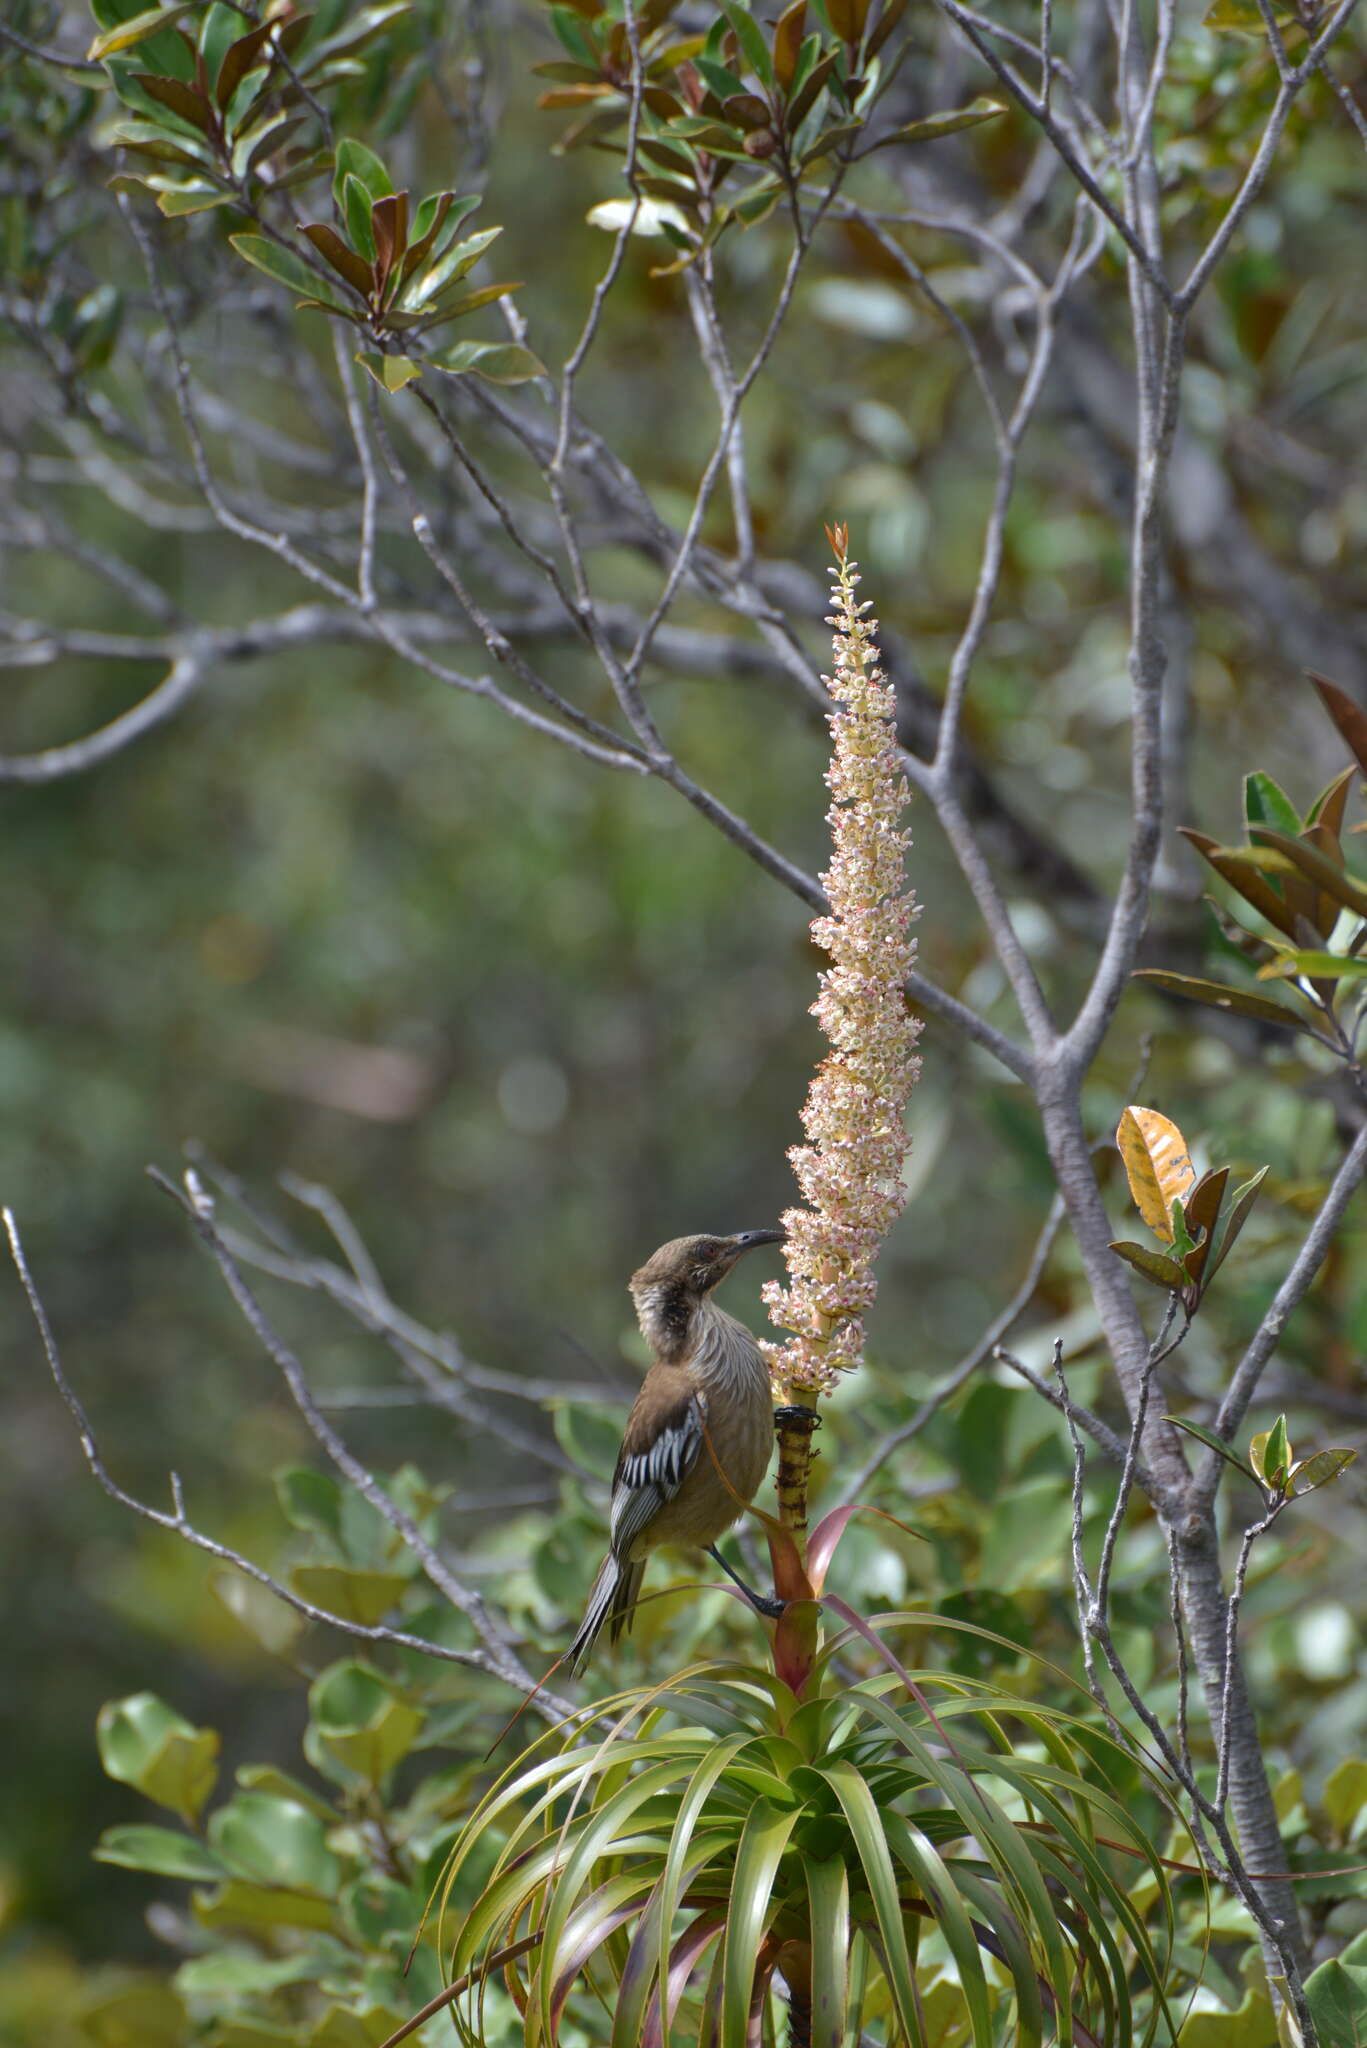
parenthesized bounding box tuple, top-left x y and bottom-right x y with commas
(763, 528, 921, 1525)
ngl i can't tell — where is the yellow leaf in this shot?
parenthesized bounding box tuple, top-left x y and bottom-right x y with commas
(1116, 1106, 1196, 1241)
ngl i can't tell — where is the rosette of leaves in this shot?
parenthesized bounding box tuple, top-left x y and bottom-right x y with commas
(231, 140, 543, 390)
(430, 1627, 1179, 2048)
(1110, 1104, 1266, 1310)
(88, 0, 409, 216)
(540, 0, 1002, 264)
(1135, 672, 1367, 1056)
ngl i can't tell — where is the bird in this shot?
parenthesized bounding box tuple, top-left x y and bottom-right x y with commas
(567, 1229, 785, 1676)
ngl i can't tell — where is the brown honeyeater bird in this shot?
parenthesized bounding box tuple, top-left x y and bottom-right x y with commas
(568, 1229, 785, 1676)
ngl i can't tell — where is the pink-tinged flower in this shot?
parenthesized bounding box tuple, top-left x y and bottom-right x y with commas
(762, 531, 922, 1398)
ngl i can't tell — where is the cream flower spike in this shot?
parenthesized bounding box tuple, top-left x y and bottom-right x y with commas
(762, 528, 922, 1399)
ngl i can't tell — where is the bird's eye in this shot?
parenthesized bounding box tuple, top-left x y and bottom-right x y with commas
(696, 1240, 720, 1262)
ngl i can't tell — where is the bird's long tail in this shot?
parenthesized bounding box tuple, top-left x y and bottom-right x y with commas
(568, 1554, 645, 1678)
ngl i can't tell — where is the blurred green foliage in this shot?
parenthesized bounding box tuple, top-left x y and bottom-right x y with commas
(3, 0, 1367, 2037)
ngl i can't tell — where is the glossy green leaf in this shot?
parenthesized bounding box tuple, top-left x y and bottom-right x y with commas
(721, 1, 775, 85)
(1164, 1415, 1259, 1482)
(427, 340, 546, 382)
(862, 94, 1006, 150)
(230, 233, 342, 305)
(1290, 1446, 1356, 1495)
(94, 1824, 229, 1882)
(331, 136, 394, 212)
(398, 225, 501, 308)
(818, 1760, 919, 2041)
(97, 1694, 220, 1823)
(355, 351, 422, 393)
(1109, 1240, 1188, 1289)
(1250, 1414, 1291, 1492)
(1244, 770, 1302, 836)
(1258, 948, 1367, 980)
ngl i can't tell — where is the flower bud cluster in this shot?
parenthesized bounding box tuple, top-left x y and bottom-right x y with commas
(762, 543, 922, 1396)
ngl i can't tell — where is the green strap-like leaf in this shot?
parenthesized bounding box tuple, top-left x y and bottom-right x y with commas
(721, 1799, 800, 2046)
(804, 1855, 849, 2048)
(818, 1760, 923, 2044)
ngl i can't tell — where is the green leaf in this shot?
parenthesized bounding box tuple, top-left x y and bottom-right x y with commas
(192, 1877, 339, 1933)
(721, 1, 775, 85)
(230, 233, 342, 305)
(276, 1465, 345, 1544)
(804, 1855, 849, 2048)
(89, 3, 201, 61)
(308, 1661, 425, 1782)
(342, 173, 379, 266)
(1305, 1957, 1367, 2047)
(1244, 770, 1302, 836)
(1325, 1759, 1367, 1838)
(427, 340, 546, 382)
(1163, 1416, 1259, 1484)
(1290, 1446, 1357, 1495)
(1249, 1414, 1291, 1493)
(397, 225, 501, 308)
(208, 1792, 343, 1894)
(71, 1976, 188, 2048)
(94, 1824, 228, 1882)
(862, 94, 1005, 150)
(1178, 1987, 1277, 2045)
(355, 350, 422, 393)
(290, 1561, 412, 1620)
(157, 183, 233, 215)
(1131, 969, 1321, 1034)
(176, 1950, 331, 2000)
(1259, 948, 1367, 981)
(331, 136, 394, 212)
(97, 1694, 220, 1823)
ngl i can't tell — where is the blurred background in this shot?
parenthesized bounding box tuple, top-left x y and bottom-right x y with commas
(3, 0, 1367, 2031)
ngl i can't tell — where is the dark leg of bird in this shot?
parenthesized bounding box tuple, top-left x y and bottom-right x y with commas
(706, 1544, 786, 1619)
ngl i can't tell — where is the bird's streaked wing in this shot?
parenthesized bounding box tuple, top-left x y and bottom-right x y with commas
(609, 1378, 707, 1556)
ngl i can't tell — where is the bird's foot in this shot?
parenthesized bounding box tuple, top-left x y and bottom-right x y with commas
(706, 1544, 787, 1620)
(772, 1404, 822, 1429)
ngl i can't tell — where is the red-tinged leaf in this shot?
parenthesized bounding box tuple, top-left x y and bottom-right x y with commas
(1204, 1166, 1268, 1282)
(1181, 1167, 1229, 1290)
(1179, 828, 1302, 938)
(772, 1599, 822, 1697)
(826, 0, 870, 44)
(773, 0, 807, 89)
(1249, 826, 1367, 920)
(764, 1521, 813, 1604)
(1307, 764, 1357, 843)
(299, 221, 373, 297)
(215, 21, 274, 107)
(642, 1913, 726, 2048)
(1290, 1447, 1357, 1496)
(787, 47, 840, 125)
(537, 83, 613, 107)
(1164, 1415, 1260, 1483)
(371, 190, 408, 299)
(1109, 1241, 1188, 1290)
(806, 1501, 926, 1594)
(865, 0, 907, 57)
(549, 1886, 646, 2031)
(819, 1595, 964, 1757)
(1131, 969, 1323, 1036)
(132, 71, 214, 131)
(1309, 671, 1367, 779)
(721, 90, 773, 128)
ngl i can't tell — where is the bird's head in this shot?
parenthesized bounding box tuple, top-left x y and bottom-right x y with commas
(630, 1230, 784, 1357)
